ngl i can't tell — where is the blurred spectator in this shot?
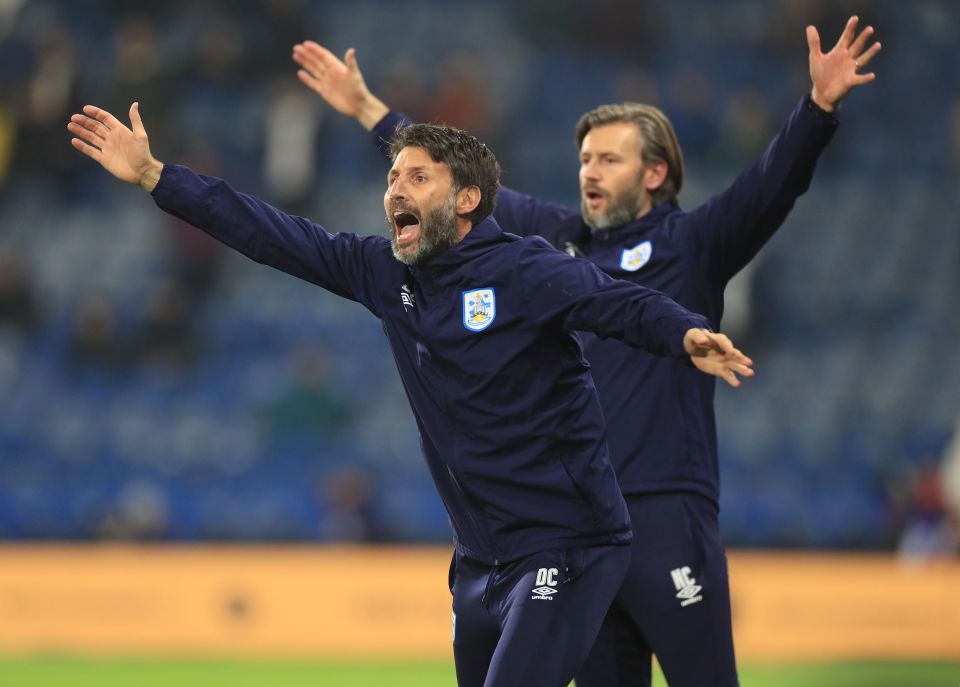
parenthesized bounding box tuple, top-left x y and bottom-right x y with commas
(706, 87, 775, 174)
(317, 466, 383, 542)
(97, 480, 170, 540)
(66, 294, 126, 369)
(942, 413, 960, 552)
(131, 281, 199, 369)
(261, 344, 353, 439)
(895, 467, 959, 563)
(0, 249, 38, 333)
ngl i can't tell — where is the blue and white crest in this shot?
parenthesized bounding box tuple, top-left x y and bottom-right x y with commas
(620, 240, 653, 272)
(462, 288, 496, 332)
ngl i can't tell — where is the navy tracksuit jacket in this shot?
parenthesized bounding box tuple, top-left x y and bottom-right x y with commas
(374, 95, 837, 505)
(151, 165, 709, 564)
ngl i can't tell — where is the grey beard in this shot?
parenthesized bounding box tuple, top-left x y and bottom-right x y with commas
(391, 191, 460, 266)
(581, 185, 645, 231)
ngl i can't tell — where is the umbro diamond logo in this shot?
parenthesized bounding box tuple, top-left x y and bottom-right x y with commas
(531, 567, 559, 600)
(670, 566, 703, 607)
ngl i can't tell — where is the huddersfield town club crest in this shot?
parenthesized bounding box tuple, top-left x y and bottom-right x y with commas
(462, 288, 496, 332)
(620, 240, 652, 272)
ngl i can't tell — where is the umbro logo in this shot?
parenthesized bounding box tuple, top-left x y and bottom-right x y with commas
(531, 586, 557, 597)
(531, 567, 559, 600)
(670, 566, 703, 607)
(400, 283, 416, 311)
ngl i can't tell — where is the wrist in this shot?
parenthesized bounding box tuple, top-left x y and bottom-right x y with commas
(139, 158, 164, 193)
(808, 89, 837, 114)
(357, 96, 390, 131)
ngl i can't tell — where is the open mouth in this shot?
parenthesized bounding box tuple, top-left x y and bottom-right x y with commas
(393, 211, 422, 247)
(584, 189, 606, 208)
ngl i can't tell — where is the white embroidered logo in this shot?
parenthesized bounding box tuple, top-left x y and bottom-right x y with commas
(620, 240, 653, 272)
(400, 283, 416, 311)
(670, 566, 703, 607)
(531, 567, 559, 600)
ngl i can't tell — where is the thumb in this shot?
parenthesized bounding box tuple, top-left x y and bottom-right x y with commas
(345, 47, 359, 74)
(806, 25, 821, 55)
(130, 101, 145, 135)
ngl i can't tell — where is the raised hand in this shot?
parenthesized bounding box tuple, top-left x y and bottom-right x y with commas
(67, 102, 163, 191)
(683, 329, 754, 388)
(292, 41, 389, 130)
(807, 15, 881, 112)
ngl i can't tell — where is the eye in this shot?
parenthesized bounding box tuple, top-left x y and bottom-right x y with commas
(414, 174, 427, 183)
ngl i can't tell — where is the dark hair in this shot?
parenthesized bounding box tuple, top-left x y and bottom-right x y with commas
(575, 103, 684, 206)
(390, 123, 501, 225)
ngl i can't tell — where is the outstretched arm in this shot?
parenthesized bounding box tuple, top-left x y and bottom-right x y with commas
(684, 16, 880, 284)
(293, 42, 580, 245)
(521, 243, 753, 388)
(292, 41, 389, 131)
(808, 15, 881, 112)
(67, 102, 164, 192)
(67, 103, 387, 314)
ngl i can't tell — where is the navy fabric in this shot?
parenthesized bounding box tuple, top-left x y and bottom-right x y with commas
(151, 165, 708, 565)
(451, 544, 631, 687)
(373, 95, 837, 505)
(575, 494, 737, 687)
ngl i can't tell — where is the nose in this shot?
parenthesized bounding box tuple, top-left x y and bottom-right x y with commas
(387, 176, 408, 201)
(581, 159, 600, 182)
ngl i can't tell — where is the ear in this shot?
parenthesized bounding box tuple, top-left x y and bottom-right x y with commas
(456, 186, 482, 217)
(643, 159, 669, 193)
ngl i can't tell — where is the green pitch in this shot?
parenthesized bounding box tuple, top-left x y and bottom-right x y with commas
(0, 657, 958, 686)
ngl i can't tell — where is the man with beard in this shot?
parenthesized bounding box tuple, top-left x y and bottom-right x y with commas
(68, 102, 752, 687)
(291, 14, 879, 687)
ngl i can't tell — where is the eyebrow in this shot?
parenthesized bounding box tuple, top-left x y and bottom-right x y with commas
(387, 165, 429, 182)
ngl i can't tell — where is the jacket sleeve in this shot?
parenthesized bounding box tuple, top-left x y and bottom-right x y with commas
(681, 94, 839, 285)
(518, 238, 708, 358)
(152, 164, 385, 316)
(371, 112, 580, 247)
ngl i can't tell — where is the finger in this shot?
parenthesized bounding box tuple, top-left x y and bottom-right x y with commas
(710, 332, 734, 353)
(297, 69, 325, 94)
(82, 104, 122, 131)
(723, 370, 741, 388)
(849, 25, 874, 56)
(854, 72, 877, 85)
(836, 15, 859, 50)
(67, 121, 105, 148)
(70, 136, 103, 162)
(731, 362, 754, 377)
(292, 44, 324, 74)
(805, 25, 821, 55)
(69, 114, 107, 141)
(307, 41, 343, 68)
(856, 41, 881, 68)
(129, 101, 145, 136)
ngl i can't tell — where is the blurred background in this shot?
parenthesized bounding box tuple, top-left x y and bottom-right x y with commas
(1, 0, 959, 680)
(0, 0, 957, 552)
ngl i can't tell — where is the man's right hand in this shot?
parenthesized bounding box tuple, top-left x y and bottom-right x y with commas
(292, 42, 389, 131)
(67, 102, 163, 192)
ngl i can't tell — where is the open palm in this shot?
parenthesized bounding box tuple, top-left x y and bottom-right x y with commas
(808, 16, 881, 110)
(67, 103, 157, 186)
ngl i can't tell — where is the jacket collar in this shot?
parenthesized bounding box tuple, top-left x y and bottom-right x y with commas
(408, 216, 504, 284)
(589, 203, 676, 243)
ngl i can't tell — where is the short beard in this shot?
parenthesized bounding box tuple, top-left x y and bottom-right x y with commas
(390, 190, 460, 266)
(581, 182, 646, 231)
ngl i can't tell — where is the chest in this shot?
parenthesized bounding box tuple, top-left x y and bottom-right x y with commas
(382, 277, 532, 375)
